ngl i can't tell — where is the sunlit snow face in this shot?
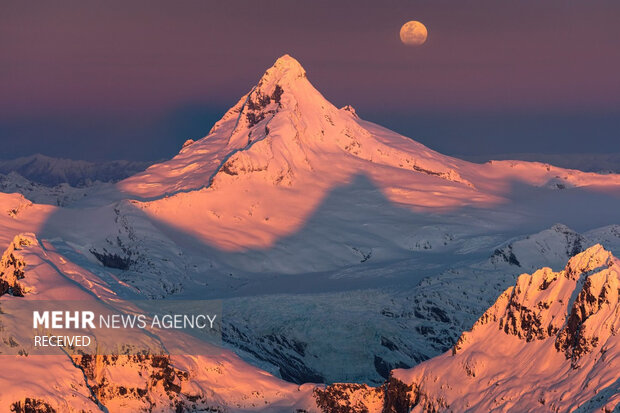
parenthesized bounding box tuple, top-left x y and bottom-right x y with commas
(400, 20, 428, 46)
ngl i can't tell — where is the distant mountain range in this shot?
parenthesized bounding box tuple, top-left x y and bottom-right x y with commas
(462, 152, 620, 174)
(0, 153, 152, 187)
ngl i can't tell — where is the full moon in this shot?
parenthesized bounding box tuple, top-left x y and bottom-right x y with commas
(400, 21, 428, 46)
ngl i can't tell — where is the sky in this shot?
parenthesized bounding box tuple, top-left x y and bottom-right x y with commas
(1, 0, 620, 161)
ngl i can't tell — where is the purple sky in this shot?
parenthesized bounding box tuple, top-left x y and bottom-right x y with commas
(2, 0, 620, 161)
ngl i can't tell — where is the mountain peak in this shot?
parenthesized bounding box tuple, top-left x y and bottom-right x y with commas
(119, 52, 480, 198)
(261, 54, 306, 81)
(565, 243, 613, 278)
(273, 54, 303, 69)
(256, 54, 307, 90)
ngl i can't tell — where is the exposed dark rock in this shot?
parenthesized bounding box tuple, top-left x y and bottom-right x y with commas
(89, 249, 132, 270)
(491, 247, 521, 267)
(315, 383, 381, 413)
(380, 336, 399, 351)
(383, 376, 413, 413)
(272, 84, 284, 104)
(499, 300, 547, 342)
(222, 324, 323, 384)
(555, 276, 610, 365)
(11, 398, 56, 413)
(0, 242, 28, 297)
(243, 84, 284, 128)
(72, 353, 209, 412)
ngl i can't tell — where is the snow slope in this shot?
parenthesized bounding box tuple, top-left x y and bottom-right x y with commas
(0, 233, 318, 412)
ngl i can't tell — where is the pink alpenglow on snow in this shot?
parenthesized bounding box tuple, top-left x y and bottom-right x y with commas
(119, 55, 620, 252)
(1, 54, 620, 412)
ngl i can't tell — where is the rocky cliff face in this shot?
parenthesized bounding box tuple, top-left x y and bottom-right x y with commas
(454, 244, 615, 353)
(0, 234, 36, 297)
(71, 353, 212, 412)
(390, 244, 620, 412)
(555, 247, 618, 366)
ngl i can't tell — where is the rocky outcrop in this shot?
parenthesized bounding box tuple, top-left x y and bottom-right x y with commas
(72, 353, 218, 412)
(555, 246, 617, 366)
(489, 223, 586, 270)
(456, 244, 616, 353)
(314, 383, 383, 413)
(394, 245, 620, 412)
(0, 233, 36, 297)
(312, 375, 417, 413)
(11, 398, 57, 413)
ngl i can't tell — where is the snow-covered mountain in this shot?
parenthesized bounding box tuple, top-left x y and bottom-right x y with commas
(121, 55, 617, 203)
(1, 55, 619, 411)
(113, 54, 619, 275)
(2, 229, 618, 411)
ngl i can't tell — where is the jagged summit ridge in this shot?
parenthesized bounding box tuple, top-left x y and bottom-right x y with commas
(565, 242, 613, 277)
(454, 244, 617, 353)
(211, 54, 314, 140)
(389, 245, 620, 412)
(223, 54, 313, 136)
(209, 54, 312, 134)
